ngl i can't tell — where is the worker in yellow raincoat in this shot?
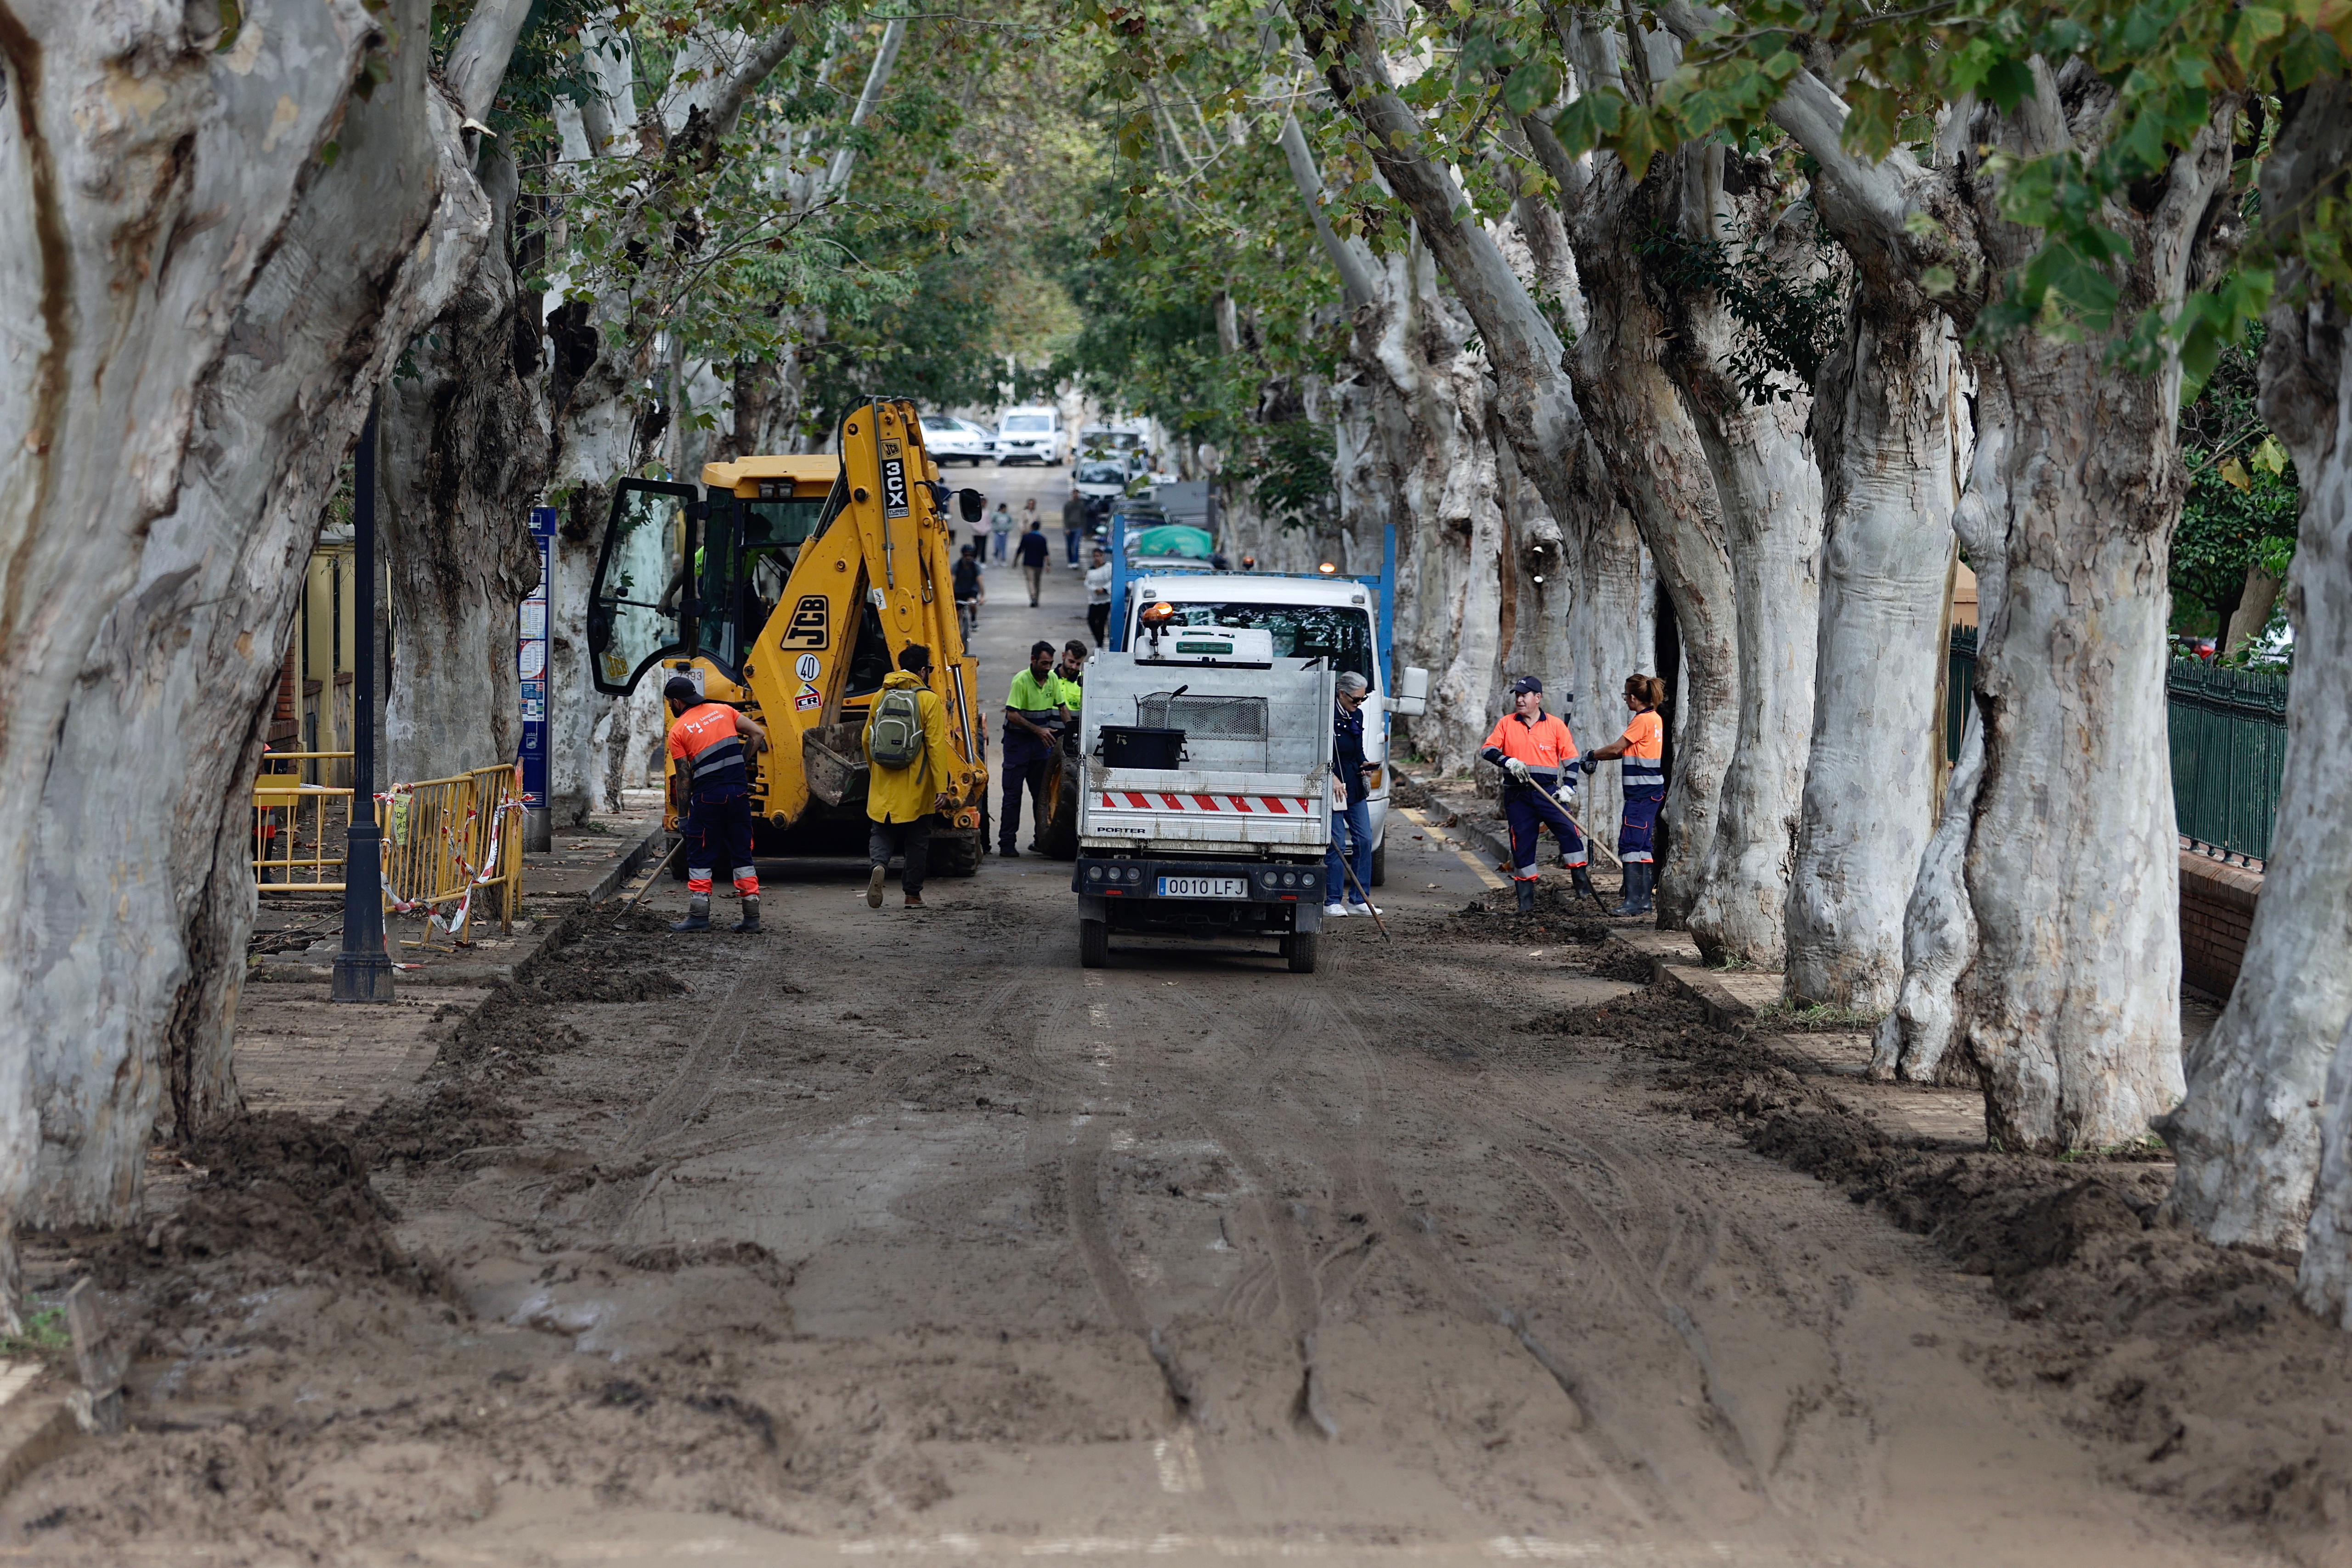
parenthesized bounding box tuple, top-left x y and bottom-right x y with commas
(862, 643, 958, 910)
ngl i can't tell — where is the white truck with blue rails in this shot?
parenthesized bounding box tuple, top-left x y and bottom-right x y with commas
(1102, 508, 1430, 885)
(1071, 623, 1337, 972)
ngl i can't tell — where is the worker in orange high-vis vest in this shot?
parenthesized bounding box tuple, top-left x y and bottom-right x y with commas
(1579, 673, 1668, 916)
(1479, 676, 1593, 916)
(663, 676, 770, 933)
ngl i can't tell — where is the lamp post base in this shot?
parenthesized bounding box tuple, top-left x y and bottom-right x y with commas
(331, 952, 397, 1003)
(333, 820, 396, 1004)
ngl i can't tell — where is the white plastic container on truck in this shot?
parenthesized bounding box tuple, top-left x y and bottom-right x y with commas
(1070, 625, 1334, 972)
(1113, 569, 1429, 886)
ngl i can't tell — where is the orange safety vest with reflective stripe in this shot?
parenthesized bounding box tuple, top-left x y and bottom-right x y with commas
(1619, 709, 1665, 791)
(1479, 711, 1577, 780)
(666, 702, 749, 796)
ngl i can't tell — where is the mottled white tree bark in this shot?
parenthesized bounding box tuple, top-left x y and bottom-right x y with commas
(381, 147, 549, 784)
(2168, 78, 2352, 1257)
(1671, 152, 1824, 966)
(0, 0, 488, 1246)
(1786, 305, 1963, 1007)
(1673, 16, 2229, 1146)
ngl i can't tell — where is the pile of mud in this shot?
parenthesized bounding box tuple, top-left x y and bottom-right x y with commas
(354, 1079, 524, 1166)
(1587, 979, 2352, 1560)
(9, 1359, 800, 1558)
(95, 1113, 450, 1304)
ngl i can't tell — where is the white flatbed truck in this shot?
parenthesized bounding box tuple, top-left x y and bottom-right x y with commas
(1069, 624, 1334, 972)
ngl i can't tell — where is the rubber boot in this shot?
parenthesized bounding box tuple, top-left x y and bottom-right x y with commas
(1632, 863, 1655, 915)
(1610, 866, 1642, 918)
(731, 896, 761, 934)
(671, 892, 712, 932)
(1515, 878, 1537, 916)
(1570, 865, 1597, 902)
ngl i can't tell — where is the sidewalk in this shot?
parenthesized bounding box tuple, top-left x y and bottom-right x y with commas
(237, 791, 665, 1122)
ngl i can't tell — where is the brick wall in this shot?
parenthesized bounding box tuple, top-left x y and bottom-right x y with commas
(2180, 851, 2263, 1000)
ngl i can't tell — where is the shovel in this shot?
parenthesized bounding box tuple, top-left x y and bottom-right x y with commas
(622, 837, 683, 913)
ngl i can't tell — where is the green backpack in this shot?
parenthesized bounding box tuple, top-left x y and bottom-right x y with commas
(868, 686, 925, 768)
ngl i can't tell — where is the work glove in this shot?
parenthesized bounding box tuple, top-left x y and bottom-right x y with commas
(1578, 756, 1599, 776)
(1504, 756, 1533, 785)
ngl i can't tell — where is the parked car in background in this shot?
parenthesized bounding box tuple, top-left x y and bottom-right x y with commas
(924, 415, 996, 466)
(1072, 458, 1131, 529)
(995, 406, 1066, 465)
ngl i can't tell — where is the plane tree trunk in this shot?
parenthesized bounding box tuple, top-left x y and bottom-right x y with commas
(1668, 149, 1825, 966)
(1785, 282, 1963, 1008)
(381, 149, 551, 784)
(2166, 78, 2352, 1263)
(1543, 142, 1738, 926)
(1688, 24, 2236, 1148)
(0, 0, 488, 1258)
(1952, 79, 2239, 1148)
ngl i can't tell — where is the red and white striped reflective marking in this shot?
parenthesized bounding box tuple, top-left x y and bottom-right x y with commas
(1100, 792, 1317, 816)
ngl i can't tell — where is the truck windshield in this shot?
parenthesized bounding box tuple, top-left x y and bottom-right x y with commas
(1154, 603, 1375, 688)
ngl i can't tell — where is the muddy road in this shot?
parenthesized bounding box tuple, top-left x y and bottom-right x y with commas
(11, 553, 2350, 1566)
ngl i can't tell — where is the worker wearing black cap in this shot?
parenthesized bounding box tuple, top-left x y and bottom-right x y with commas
(1478, 676, 1592, 915)
(662, 676, 769, 932)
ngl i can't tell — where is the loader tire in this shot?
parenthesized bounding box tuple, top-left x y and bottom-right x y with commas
(1039, 752, 1081, 861)
(931, 831, 981, 879)
(1079, 917, 1109, 969)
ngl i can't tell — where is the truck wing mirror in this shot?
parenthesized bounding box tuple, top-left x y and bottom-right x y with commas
(1390, 666, 1430, 716)
(958, 488, 986, 524)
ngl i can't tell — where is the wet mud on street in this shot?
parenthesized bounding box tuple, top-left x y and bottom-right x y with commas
(9, 536, 2351, 1568)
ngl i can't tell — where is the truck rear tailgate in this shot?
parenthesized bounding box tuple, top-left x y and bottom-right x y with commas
(1079, 765, 1330, 851)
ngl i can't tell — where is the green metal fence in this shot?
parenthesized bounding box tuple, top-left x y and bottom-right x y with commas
(1944, 629, 2290, 863)
(2167, 661, 2290, 861)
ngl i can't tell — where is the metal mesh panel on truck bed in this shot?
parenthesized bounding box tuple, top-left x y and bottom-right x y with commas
(1136, 693, 1269, 739)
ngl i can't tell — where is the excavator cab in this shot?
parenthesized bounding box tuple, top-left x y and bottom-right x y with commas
(585, 403, 994, 869)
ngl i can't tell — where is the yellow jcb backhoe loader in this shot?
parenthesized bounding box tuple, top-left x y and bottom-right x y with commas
(586, 398, 992, 873)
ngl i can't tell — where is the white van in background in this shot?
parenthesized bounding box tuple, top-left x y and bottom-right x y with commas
(995, 406, 1066, 465)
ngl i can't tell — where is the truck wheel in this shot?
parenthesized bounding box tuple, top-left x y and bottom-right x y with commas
(1080, 917, 1109, 969)
(1286, 930, 1318, 974)
(1370, 841, 1386, 888)
(932, 832, 981, 878)
(1040, 752, 1081, 861)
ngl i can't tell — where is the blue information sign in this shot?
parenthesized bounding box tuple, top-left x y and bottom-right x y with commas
(519, 506, 558, 808)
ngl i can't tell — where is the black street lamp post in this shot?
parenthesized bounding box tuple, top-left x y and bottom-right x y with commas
(333, 394, 396, 1003)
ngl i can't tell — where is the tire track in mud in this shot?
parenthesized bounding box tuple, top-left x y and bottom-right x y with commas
(1312, 954, 1877, 1543)
(1197, 982, 1675, 1528)
(563, 914, 1056, 1240)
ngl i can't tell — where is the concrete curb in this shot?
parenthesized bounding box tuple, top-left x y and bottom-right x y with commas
(1391, 766, 1515, 873)
(1603, 929, 1782, 1031)
(249, 820, 670, 987)
(587, 823, 671, 907)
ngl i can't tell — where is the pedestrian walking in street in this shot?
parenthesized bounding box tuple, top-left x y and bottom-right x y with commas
(1324, 672, 1379, 918)
(662, 676, 770, 933)
(989, 502, 1014, 562)
(952, 544, 985, 638)
(1062, 488, 1086, 566)
(1579, 674, 1668, 915)
(1085, 547, 1113, 647)
(1480, 676, 1590, 915)
(1000, 640, 1072, 857)
(1015, 519, 1052, 605)
(863, 644, 958, 910)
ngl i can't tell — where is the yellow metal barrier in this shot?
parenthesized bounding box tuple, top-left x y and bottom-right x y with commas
(379, 765, 525, 942)
(253, 752, 355, 890)
(251, 754, 523, 943)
